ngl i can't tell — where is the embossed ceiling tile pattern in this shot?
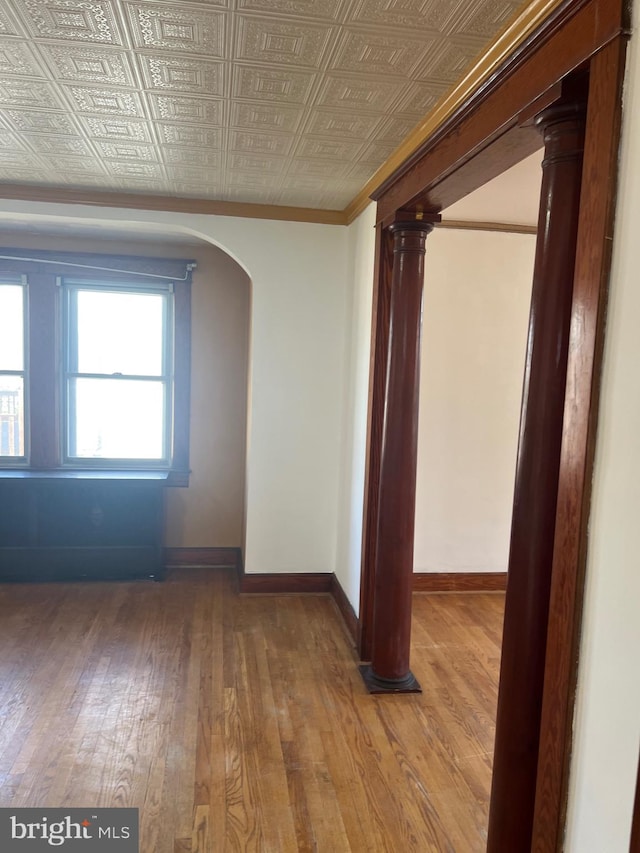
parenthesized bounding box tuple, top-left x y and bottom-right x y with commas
(0, 128, 25, 149)
(344, 163, 380, 186)
(161, 147, 220, 166)
(303, 110, 383, 140)
(17, 0, 123, 45)
(330, 29, 435, 76)
(414, 38, 474, 84)
(227, 170, 283, 189)
(165, 165, 220, 184)
(0, 149, 43, 167)
(228, 152, 287, 174)
(78, 116, 153, 142)
(230, 101, 303, 133)
(235, 16, 334, 68)
(0, 0, 530, 208)
(373, 115, 423, 143)
(316, 188, 355, 207)
(137, 54, 224, 95)
(148, 93, 224, 124)
(277, 184, 352, 208)
(93, 140, 159, 161)
(0, 41, 47, 78)
(0, 80, 64, 109)
(0, 5, 21, 37)
(228, 129, 295, 156)
(43, 155, 107, 175)
(3, 110, 79, 136)
(442, 0, 524, 37)
(356, 138, 402, 166)
(156, 123, 223, 148)
(64, 85, 146, 116)
(171, 182, 224, 197)
(315, 74, 404, 112)
(237, 0, 347, 20)
(40, 45, 136, 86)
(286, 158, 350, 178)
(0, 169, 50, 182)
(124, 3, 226, 56)
(394, 81, 447, 116)
(224, 187, 281, 204)
(294, 137, 364, 161)
(348, 0, 453, 31)
(24, 135, 95, 156)
(232, 65, 316, 104)
(103, 161, 164, 179)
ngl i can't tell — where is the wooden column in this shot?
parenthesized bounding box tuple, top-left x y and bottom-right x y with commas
(487, 95, 587, 850)
(358, 222, 394, 662)
(360, 214, 438, 694)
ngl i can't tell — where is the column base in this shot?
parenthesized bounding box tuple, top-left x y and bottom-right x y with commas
(359, 664, 422, 694)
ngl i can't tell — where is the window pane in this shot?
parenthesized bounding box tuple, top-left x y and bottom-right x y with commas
(0, 285, 24, 371)
(70, 378, 165, 460)
(0, 375, 25, 457)
(76, 289, 165, 376)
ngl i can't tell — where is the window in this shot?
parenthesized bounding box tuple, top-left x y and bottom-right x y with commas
(0, 249, 193, 485)
(0, 277, 26, 460)
(63, 281, 172, 464)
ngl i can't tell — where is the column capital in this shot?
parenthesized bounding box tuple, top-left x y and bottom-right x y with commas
(387, 212, 441, 236)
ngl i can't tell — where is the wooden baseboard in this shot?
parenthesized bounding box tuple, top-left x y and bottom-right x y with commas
(413, 572, 507, 592)
(329, 575, 358, 644)
(239, 572, 332, 594)
(164, 547, 240, 569)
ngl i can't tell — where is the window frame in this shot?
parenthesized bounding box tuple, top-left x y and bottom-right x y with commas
(0, 274, 28, 464)
(62, 277, 174, 468)
(0, 249, 193, 486)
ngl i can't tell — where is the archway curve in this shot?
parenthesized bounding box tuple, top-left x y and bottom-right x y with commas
(0, 209, 253, 564)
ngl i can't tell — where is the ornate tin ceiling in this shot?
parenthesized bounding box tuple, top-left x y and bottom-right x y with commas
(0, 0, 526, 210)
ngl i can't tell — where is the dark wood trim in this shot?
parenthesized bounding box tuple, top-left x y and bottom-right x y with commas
(359, 0, 628, 849)
(357, 223, 393, 661)
(532, 35, 628, 852)
(374, 0, 628, 221)
(365, 217, 438, 693)
(413, 572, 507, 592)
(489, 85, 588, 853)
(239, 572, 332, 594)
(630, 753, 640, 853)
(329, 574, 358, 644)
(164, 547, 240, 569)
(0, 185, 347, 226)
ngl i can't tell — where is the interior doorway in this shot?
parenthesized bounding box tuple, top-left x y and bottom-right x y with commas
(357, 2, 628, 849)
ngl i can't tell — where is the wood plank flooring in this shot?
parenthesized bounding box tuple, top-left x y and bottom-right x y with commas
(0, 569, 504, 852)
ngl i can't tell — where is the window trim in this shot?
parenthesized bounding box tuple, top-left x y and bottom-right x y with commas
(0, 275, 28, 464)
(61, 277, 174, 468)
(0, 248, 193, 486)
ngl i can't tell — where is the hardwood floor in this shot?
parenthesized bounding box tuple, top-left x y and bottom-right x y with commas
(0, 569, 504, 852)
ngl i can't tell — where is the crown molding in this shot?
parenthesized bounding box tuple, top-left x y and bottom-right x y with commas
(0, 184, 348, 227)
(0, 0, 560, 230)
(344, 0, 566, 224)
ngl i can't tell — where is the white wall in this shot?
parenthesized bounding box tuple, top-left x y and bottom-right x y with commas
(565, 22, 640, 851)
(0, 203, 350, 576)
(335, 203, 376, 614)
(414, 228, 535, 573)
